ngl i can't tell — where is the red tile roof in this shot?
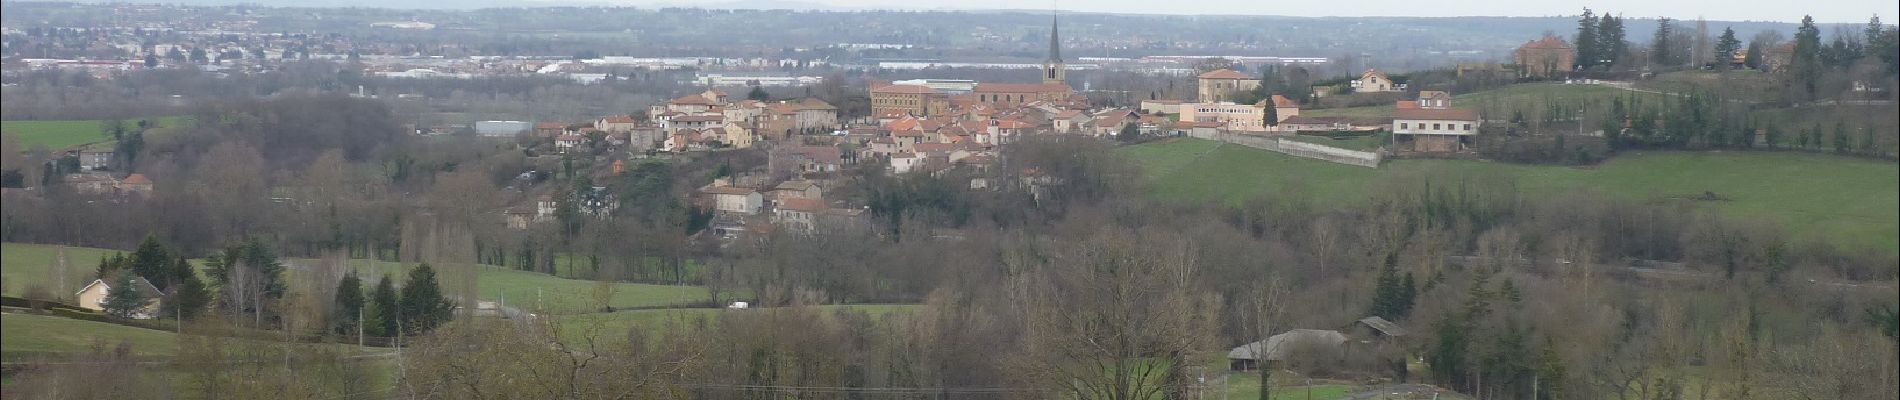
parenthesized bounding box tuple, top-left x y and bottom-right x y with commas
(119, 173, 151, 185)
(1270, 95, 1300, 108)
(671, 95, 715, 106)
(872, 84, 941, 94)
(778, 197, 826, 212)
(600, 115, 636, 124)
(798, 97, 837, 110)
(973, 83, 1072, 94)
(1520, 35, 1573, 50)
(1197, 69, 1255, 80)
(1393, 107, 1480, 121)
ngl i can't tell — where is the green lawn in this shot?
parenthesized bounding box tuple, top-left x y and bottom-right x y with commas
(550, 304, 922, 344)
(1123, 138, 1900, 251)
(1123, 138, 1381, 204)
(0, 116, 186, 150)
(335, 259, 710, 314)
(0, 243, 120, 299)
(1, 243, 712, 314)
(1, 313, 186, 358)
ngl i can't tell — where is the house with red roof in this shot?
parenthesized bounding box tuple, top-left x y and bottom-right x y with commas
(1391, 101, 1481, 153)
(1514, 34, 1576, 78)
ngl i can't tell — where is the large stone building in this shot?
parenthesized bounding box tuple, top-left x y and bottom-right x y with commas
(871, 84, 949, 117)
(1196, 69, 1261, 103)
(1514, 35, 1577, 78)
(1178, 102, 1268, 132)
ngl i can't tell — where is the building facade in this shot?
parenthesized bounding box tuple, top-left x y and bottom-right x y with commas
(1196, 69, 1261, 103)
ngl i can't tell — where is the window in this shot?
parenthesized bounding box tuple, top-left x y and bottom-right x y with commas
(1433, 123, 1442, 130)
(1400, 123, 1409, 129)
(1463, 123, 1473, 131)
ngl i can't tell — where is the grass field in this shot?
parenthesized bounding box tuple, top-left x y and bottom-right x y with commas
(0, 243, 120, 298)
(1123, 138, 1381, 204)
(334, 258, 712, 314)
(1123, 138, 1900, 251)
(0, 313, 186, 358)
(0, 243, 711, 314)
(0, 116, 186, 150)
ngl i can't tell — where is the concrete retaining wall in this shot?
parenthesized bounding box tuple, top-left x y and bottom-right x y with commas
(1211, 132, 1382, 168)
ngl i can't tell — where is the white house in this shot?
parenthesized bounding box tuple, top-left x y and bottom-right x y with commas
(73, 277, 161, 319)
(1391, 107, 1481, 153)
(702, 185, 764, 214)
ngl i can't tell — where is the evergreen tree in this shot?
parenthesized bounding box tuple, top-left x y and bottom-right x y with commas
(1117, 121, 1141, 143)
(333, 272, 365, 336)
(1536, 339, 1568, 399)
(398, 263, 455, 335)
(1714, 27, 1742, 68)
(129, 235, 170, 290)
(1868, 17, 1899, 73)
(1764, 122, 1783, 148)
(1598, 14, 1628, 68)
(1398, 272, 1418, 317)
(166, 256, 211, 320)
(747, 85, 769, 101)
(365, 276, 399, 337)
(1263, 101, 1279, 127)
(1575, 8, 1600, 69)
(1860, 126, 1879, 156)
(1427, 315, 1470, 387)
(1743, 38, 1766, 70)
(1792, 16, 1824, 97)
(1832, 122, 1851, 154)
(1651, 17, 1678, 67)
(101, 274, 151, 319)
(96, 253, 130, 279)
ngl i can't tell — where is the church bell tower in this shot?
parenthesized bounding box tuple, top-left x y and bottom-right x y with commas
(1042, 12, 1066, 86)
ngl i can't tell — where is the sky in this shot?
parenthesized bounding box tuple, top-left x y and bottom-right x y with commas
(595, 0, 1892, 23)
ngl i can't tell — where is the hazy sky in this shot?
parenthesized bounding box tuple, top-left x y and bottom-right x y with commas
(609, 0, 1891, 23)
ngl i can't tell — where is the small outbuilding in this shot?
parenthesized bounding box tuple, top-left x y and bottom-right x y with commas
(1227, 329, 1348, 371)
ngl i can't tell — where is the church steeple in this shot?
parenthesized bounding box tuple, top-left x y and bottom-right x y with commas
(1047, 14, 1062, 64)
(1042, 11, 1066, 85)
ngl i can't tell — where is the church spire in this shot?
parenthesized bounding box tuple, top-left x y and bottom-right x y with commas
(1047, 12, 1062, 63)
(1042, 9, 1066, 85)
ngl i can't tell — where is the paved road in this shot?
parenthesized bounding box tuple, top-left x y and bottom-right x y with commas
(1339, 383, 1455, 400)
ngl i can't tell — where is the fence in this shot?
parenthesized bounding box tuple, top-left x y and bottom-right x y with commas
(1209, 131, 1383, 168)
